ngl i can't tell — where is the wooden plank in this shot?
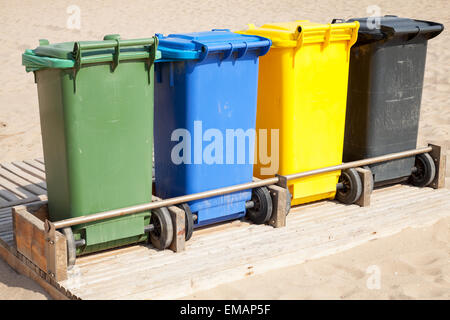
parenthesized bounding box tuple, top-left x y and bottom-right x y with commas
(12, 203, 67, 281)
(428, 143, 446, 189)
(23, 159, 46, 173)
(168, 205, 185, 253)
(0, 210, 12, 219)
(1, 162, 47, 189)
(0, 222, 12, 233)
(355, 167, 373, 207)
(80, 197, 450, 300)
(13, 207, 45, 268)
(0, 168, 47, 196)
(14, 201, 50, 221)
(1, 182, 449, 300)
(69, 188, 443, 287)
(0, 196, 11, 207)
(0, 176, 33, 199)
(35, 158, 45, 165)
(12, 161, 46, 180)
(61, 186, 450, 299)
(0, 195, 47, 209)
(0, 188, 21, 202)
(104, 193, 450, 299)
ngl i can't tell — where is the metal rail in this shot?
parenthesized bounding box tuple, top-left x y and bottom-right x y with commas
(52, 146, 432, 229)
(284, 146, 431, 180)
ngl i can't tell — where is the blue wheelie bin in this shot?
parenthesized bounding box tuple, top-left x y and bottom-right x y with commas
(154, 30, 271, 236)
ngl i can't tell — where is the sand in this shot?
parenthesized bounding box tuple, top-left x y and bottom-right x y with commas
(183, 217, 450, 300)
(0, 0, 448, 299)
(0, 259, 50, 300)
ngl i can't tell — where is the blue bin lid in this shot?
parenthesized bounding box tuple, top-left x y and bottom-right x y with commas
(156, 29, 271, 61)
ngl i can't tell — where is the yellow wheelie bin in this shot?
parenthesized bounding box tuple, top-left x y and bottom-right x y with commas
(238, 20, 360, 206)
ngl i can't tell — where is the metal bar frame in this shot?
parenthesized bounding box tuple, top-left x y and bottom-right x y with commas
(52, 146, 432, 229)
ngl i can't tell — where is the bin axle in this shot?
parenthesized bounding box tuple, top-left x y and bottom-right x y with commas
(336, 182, 345, 190)
(74, 239, 85, 248)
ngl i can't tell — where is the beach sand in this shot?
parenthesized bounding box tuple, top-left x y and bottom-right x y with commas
(0, 0, 448, 299)
(183, 217, 450, 300)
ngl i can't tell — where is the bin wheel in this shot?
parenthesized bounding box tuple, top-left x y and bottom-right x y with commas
(410, 153, 436, 187)
(363, 166, 374, 194)
(247, 187, 273, 224)
(285, 188, 292, 216)
(61, 227, 76, 269)
(336, 168, 362, 204)
(149, 207, 173, 250)
(177, 203, 194, 241)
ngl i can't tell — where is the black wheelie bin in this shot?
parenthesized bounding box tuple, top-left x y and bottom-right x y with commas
(342, 16, 444, 187)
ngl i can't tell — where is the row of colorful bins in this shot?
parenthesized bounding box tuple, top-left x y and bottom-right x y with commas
(22, 16, 444, 258)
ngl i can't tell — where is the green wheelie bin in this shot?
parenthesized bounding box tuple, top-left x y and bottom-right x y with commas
(22, 35, 160, 265)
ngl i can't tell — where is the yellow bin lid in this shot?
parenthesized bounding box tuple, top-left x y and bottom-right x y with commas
(237, 20, 359, 48)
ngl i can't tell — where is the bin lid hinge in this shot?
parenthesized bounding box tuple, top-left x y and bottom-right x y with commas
(72, 42, 83, 92)
(147, 36, 158, 84)
(111, 39, 120, 71)
(322, 25, 332, 50)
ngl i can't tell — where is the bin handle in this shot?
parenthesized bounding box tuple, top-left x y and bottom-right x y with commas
(405, 23, 444, 41)
(72, 36, 158, 89)
(236, 42, 248, 58)
(221, 43, 233, 60)
(190, 40, 208, 62)
(73, 37, 157, 70)
(406, 26, 421, 42)
(112, 39, 120, 71)
(331, 18, 346, 24)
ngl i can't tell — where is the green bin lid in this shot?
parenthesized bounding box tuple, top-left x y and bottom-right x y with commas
(22, 34, 160, 72)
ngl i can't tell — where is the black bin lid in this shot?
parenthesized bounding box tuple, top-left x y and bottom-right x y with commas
(346, 15, 444, 43)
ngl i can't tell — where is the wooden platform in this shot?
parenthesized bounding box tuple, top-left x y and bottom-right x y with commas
(0, 158, 47, 210)
(0, 159, 449, 299)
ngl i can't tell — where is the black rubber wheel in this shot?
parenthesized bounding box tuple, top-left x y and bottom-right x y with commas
(247, 187, 273, 224)
(177, 203, 194, 241)
(410, 153, 436, 187)
(363, 165, 374, 194)
(336, 168, 363, 204)
(285, 188, 292, 216)
(61, 227, 76, 269)
(149, 207, 173, 250)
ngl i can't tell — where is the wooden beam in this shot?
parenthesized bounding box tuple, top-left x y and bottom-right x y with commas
(153, 196, 185, 252)
(0, 195, 47, 209)
(355, 167, 373, 207)
(168, 205, 186, 253)
(12, 203, 68, 281)
(428, 143, 446, 189)
(267, 184, 287, 228)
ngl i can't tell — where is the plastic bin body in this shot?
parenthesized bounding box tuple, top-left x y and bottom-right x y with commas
(343, 16, 444, 185)
(238, 21, 359, 206)
(154, 30, 270, 227)
(23, 36, 159, 255)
